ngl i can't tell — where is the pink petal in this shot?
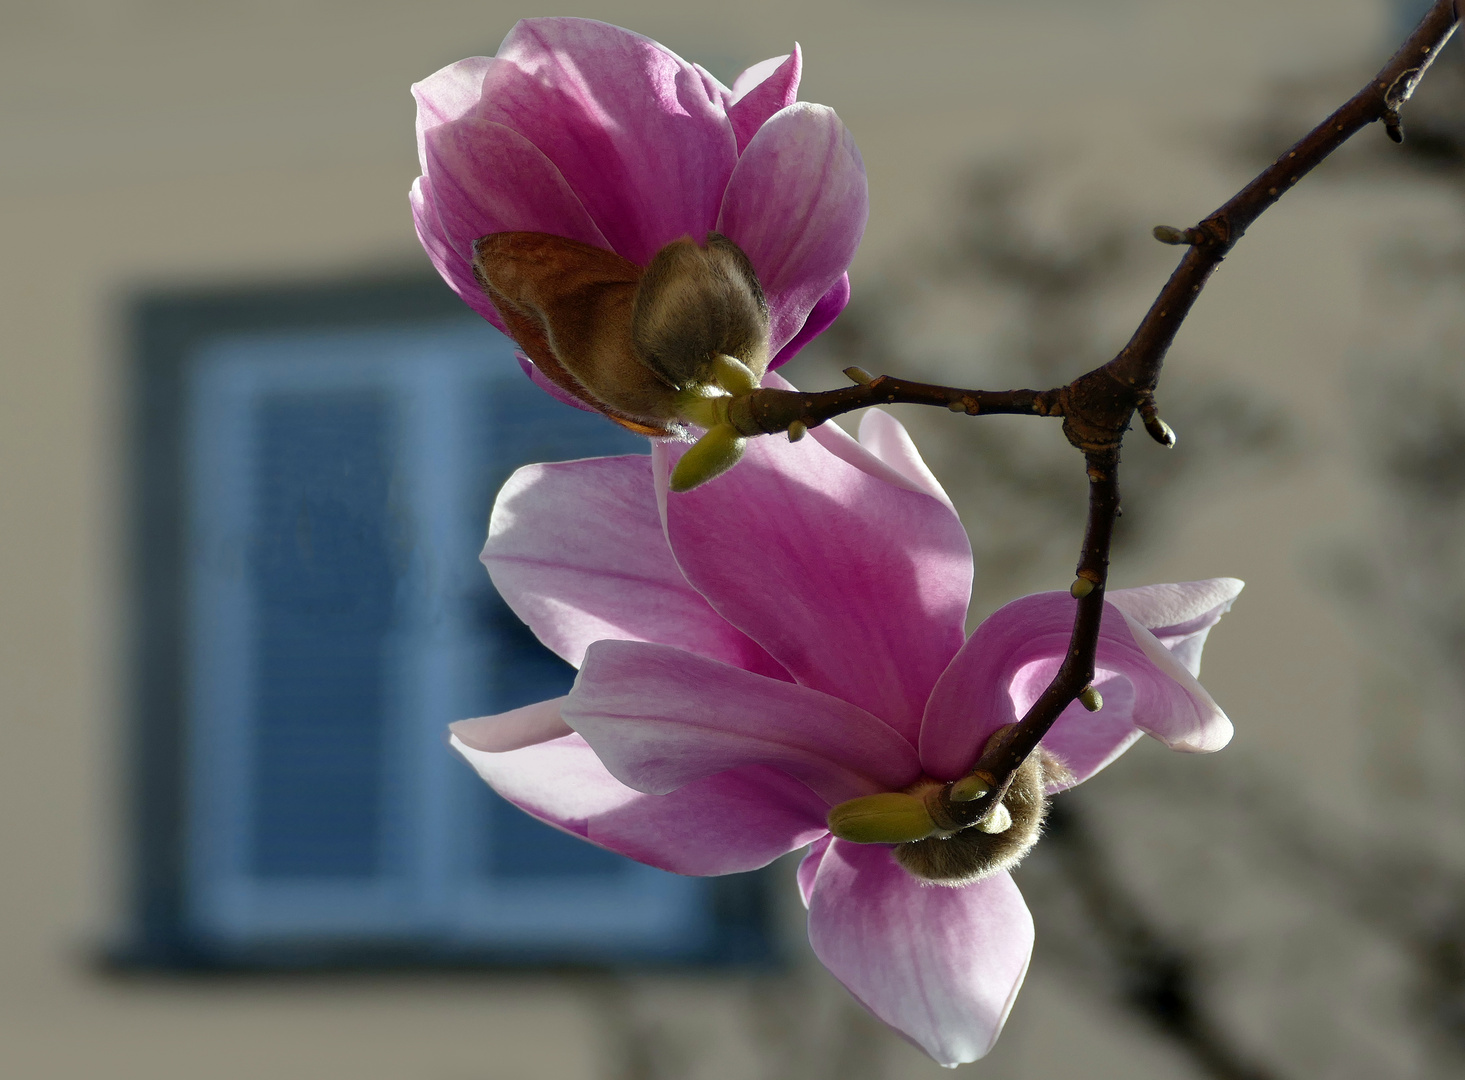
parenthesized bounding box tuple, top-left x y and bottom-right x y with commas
(484, 455, 788, 678)
(452, 732, 829, 875)
(717, 103, 868, 355)
(566, 640, 922, 805)
(450, 696, 572, 752)
(731, 52, 795, 100)
(919, 592, 1234, 782)
(806, 840, 1033, 1066)
(769, 273, 850, 369)
(762, 371, 938, 501)
(412, 55, 494, 171)
(410, 176, 505, 330)
(856, 409, 956, 511)
(653, 422, 971, 744)
(1008, 658, 1144, 790)
(1107, 578, 1244, 677)
(423, 117, 611, 261)
(797, 835, 831, 907)
(478, 18, 738, 266)
(692, 63, 733, 109)
(726, 47, 801, 152)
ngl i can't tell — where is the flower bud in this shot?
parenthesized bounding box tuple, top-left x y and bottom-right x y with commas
(633, 234, 770, 391)
(827, 792, 940, 844)
(473, 231, 774, 454)
(892, 749, 1063, 886)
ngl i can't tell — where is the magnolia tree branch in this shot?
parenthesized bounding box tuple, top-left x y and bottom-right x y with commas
(746, 0, 1460, 824)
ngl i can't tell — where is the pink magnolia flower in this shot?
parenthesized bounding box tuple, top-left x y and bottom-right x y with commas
(449, 401, 1240, 1065)
(410, 18, 867, 414)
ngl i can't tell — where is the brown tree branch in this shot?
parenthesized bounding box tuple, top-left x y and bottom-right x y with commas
(754, 0, 1460, 827)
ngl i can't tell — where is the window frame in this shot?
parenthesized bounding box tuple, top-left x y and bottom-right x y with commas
(118, 274, 779, 971)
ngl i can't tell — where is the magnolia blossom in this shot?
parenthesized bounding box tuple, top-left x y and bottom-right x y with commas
(410, 18, 867, 416)
(450, 402, 1240, 1065)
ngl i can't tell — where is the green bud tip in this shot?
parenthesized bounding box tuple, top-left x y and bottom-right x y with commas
(1152, 225, 1190, 245)
(947, 399, 966, 412)
(975, 803, 1013, 835)
(1070, 577, 1095, 599)
(1079, 685, 1103, 712)
(710, 353, 759, 396)
(949, 774, 991, 802)
(787, 420, 807, 443)
(827, 792, 938, 844)
(843, 366, 875, 386)
(669, 424, 747, 492)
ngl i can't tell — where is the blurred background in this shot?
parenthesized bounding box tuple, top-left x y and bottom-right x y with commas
(3, 0, 1465, 1076)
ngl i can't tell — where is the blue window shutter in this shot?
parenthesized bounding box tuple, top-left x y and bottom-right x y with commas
(249, 393, 396, 880)
(173, 319, 748, 964)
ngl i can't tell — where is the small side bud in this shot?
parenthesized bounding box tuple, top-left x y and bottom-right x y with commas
(1079, 685, 1104, 712)
(1070, 576, 1095, 599)
(1143, 413, 1177, 448)
(843, 366, 875, 385)
(669, 424, 747, 492)
(828, 792, 939, 844)
(974, 803, 1012, 835)
(949, 774, 990, 803)
(1152, 225, 1191, 245)
(894, 749, 1062, 886)
(787, 420, 807, 442)
(710, 353, 759, 396)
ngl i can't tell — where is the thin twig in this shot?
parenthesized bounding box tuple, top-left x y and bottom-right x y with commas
(746, 0, 1460, 824)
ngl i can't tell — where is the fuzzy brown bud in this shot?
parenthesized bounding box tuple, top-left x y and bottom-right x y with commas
(472, 231, 772, 446)
(892, 748, 1064, 887)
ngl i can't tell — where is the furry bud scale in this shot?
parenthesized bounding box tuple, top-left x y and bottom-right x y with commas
(892, 749, 1063, 886)
(472, 231, 773, 460)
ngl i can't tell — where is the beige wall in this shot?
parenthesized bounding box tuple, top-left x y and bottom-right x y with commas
(1, 0, 1452, 1076)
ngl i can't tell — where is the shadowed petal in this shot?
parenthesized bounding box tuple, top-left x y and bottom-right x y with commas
(484, 455, 787, 678)
(770, 273, 849, 368)
(727, 47, 801, 152)
(423, 118, 610, 261)
(479, 18, 737, 265)
(920, 592, 1233, 781)
(1108, 578, 1244, 677)
(567, 640, 922, 804)
(1007, 659, 1144, 790)
(410, 176, 504, 330)
(653, 417, 971, 743)
(453, 733, 829, 875)
(807, 840, 1033, 1066)
(451, 696, 572, 752)
(717, 103, 867, 354)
